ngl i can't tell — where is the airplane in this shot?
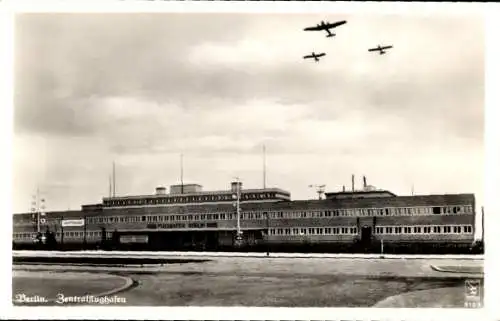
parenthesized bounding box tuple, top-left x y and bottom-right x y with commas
(368, 45, 393, 55)
(303, 20, 347, 38)
(303, 52, 326, 62)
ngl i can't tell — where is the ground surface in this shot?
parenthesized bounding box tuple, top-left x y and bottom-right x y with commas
(12, 255, 484, 307)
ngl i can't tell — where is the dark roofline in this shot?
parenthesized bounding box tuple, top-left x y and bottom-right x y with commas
(325, 190, 397, 197)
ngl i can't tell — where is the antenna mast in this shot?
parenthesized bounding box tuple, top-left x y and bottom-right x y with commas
(108, 175, 112, 198)
(112, 161, 116, 197)
(180, 153, 184, 194)
(309, 184, 326, 200)
(263, 144, 266, 189)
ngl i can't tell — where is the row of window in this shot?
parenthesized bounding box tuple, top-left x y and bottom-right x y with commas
(374, 225, 473, 235)
(13, 223, 474, 240)
(270, 226, 358, 236)
(14, 205, 474, 226)
(268, 224, 474, 236)
(104, 192, 279, 207)
(88, 205, 472, 224)
(13, 231, 112, 240)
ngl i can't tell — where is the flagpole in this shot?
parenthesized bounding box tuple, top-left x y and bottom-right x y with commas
(181, 153, 184, 194)
(263, 144, 266, 189)
(112, 161, 116, 197)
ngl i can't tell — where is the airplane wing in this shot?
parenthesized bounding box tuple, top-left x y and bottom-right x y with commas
(304, 26, 323, 31)
(368, 48, 380, 52)
(317, 53, 326, 57)
(325, 20, 347, 29)
(380, 45, 393, 50)
(303, 55, 314, 59)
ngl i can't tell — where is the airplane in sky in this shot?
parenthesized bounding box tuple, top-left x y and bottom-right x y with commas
(368, 45, 393, 55)
(303, 20, 347, 38)
(303, 52, 326, 62)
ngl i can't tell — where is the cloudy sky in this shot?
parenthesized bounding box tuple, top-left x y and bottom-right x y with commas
(13, 13, 484, 216)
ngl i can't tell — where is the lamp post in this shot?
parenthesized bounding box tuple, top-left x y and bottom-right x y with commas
(30, 189, 46, 243)
(265, 211, 270, 256)
(232, 177, 243, 246)
(60, 216, 64, 247)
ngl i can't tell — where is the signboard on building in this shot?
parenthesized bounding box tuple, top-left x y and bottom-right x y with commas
(120, 235, 149, 244)
(62, 219, 85, 227)
(145, 222, 218, 230)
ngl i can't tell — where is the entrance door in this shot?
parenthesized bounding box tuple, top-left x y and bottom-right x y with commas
(361, 226, 372, 244)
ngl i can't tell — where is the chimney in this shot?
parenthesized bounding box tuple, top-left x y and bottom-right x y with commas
(351, 174, 355, 192)
(342, 185, 345, 192)
(363, 176, 367, 188)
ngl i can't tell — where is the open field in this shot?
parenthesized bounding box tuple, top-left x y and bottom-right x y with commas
(12, 255, 483, 307)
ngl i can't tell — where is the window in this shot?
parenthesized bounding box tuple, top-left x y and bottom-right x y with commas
(385, 227, 393, 234)
(432, 207, 441, 214)
(325, 227, 331, 234)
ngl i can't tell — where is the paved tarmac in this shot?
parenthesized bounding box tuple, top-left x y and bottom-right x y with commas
(12, 256, 484, 307)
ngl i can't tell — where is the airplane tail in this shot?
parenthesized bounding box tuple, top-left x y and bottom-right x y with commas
(326, 33, 336, 38)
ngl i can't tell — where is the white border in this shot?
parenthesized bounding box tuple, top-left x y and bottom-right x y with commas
(1, 1, 498, 320)
(484, 3, 500, 318)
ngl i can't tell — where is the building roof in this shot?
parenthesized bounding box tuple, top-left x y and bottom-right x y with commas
(101, 187, 291, 201)
(13, 193, 475, 220)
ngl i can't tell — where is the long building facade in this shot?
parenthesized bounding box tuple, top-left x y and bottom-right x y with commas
(12, 181, 481, 254)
